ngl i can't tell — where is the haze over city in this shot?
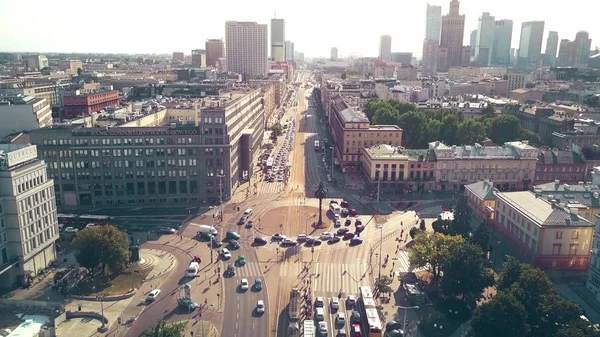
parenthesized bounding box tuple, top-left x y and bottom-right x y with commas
(0, 0, 598, 57)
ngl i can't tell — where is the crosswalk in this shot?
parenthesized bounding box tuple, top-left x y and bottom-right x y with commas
(313, 262, 370, 296)
(233, 261, 263, 278)
(394, 250, 426, 274)
(257, 181, 286, 195)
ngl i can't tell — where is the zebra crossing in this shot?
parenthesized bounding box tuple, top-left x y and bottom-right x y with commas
(233, 261, 263, 278)
(257, 182, 286, 195)
(394, 250, 426, 274)
(313, 262, 370, 296)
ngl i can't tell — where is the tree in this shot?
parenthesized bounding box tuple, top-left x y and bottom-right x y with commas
(470, 221, 491, 252)
(458, 119, 486, 145)
(535, 294, 584, 337)
(364, 99, 389, 121)
(372, 104, 399, 125)
(489, 114, 521, 145)
(439, 114, 460, 145)
(555, 320, 600, 337)
(471, 292, 528, 337)
(439, 242, 494, 302)
(77, 67, 83, 76)
(397, 111, 429, 148)
(375, 275, 394, 294)
(419, 219, 426, 232)
(481, 103, 496, 117)
(314, 182, 327, 227)
(72, 225, 130, 274)
(584, 94, 599, 107)
(141, 320, 186, 337)
(425, 119, 442, 143)
(449, 196, 472, 238)
(520, 129, 542, 146)
(431, 219, 452, 234)
(388, 100, 417, 115)
(409, 227, 419, 239)
(409, 232, 464, 283)
(270, 123, 283, 138)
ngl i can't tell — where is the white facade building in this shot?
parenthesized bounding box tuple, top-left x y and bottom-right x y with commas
(0, 144, 58, 288)
(379, 35, 392, 62)
(0, 96, 52, 138)
(225, 21, 269, 76)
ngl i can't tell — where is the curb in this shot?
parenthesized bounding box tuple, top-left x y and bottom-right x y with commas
(69, 289, 136, 302)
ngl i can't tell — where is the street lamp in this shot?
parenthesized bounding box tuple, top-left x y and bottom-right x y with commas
(398, 305, 420, 335)
(96, 293, 107, 331)
(217, 173, 224, 223)
(330, 146, 335, 173)
(376, 168, 383, 279)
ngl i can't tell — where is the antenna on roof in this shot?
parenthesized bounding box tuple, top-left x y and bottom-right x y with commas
(274, 10, 276, 18)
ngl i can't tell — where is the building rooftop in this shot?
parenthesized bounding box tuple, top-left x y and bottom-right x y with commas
(331, 95, 369, 123)
(537, 150, 585, 165)
(369, 125, 402, 131)
(465, 180, 496, 201)
(364, 144, 434, 162)
(533, 181, 600, 209)
(0, 95, 45, 105)
(429, 141, 520, 159)
(496, 191, 593, 227)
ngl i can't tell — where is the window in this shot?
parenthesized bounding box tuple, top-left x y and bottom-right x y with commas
(555, 231, 563, 240)
(572, 231, 579, 239)
(552, 244, 562, 255)
(569, 244, 578, 256)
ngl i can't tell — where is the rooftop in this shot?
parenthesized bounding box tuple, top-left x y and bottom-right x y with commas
(496, 191, 593, 227)
(429, 141, 520, 160)
(537, 150, 585, 165)
(465, 180, 496, 201)
(364, 144, 434, 162)
(533, 181, 600, 209)
(331, 95, 369, 123)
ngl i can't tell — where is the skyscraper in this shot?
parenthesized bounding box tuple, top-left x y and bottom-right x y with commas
(270, 18, 285, 62)
(225, 21, 268, 76)
(330, 47, 338, 61)
(543, 31, 559, 67)
(439, 0, 466, 70)
(470, 30, 477, 56)
(517, 21, 545, 70)
(379, 35, 392, 62)
(491, 19, 513, 66)
(422, 3, 442, 76)
(575, 31, 592, 69)
(557, 31, 592, 68)
(285, 41, 294, 62)
(205, 39, 224, 67)
(191, 49, 206, 67)
(475, 12, 495, 66)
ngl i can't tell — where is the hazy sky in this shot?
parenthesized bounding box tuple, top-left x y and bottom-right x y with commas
(0, 0, 597, 58)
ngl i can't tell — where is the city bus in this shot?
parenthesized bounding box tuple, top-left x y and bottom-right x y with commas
(314, 140, 320, 151)
(358, 286, 383, 337)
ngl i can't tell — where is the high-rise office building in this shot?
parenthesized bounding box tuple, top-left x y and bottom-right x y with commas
(391, 52, 413, 65)
(205, 39, 224, 67)
(557, 31, 593, 68)
(330, 47, 338, 61)
(379, 35, 392, 62)
(285, 41, 294, 62)
(191, 49, 206, 67)
(270, 18, 285, 62)
(225, 21, 268, 76)
(543, 31, 559, 67)
(470, 30, 477, 56)
(475, 12, 496, 66)
(440, 0, 466, 70)
(517, 21, 545, 70)
(0, 144, 59, 288)
(172, 52, 185, 63)
(422, 3, 442, 76)
(575, 31, 592, 69)
(491, 19, 513, 66)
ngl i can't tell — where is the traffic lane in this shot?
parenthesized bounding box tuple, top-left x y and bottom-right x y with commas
(221, 273, 239, 337)
(124, 244, 189, 337)
(238, 285, 267, 337)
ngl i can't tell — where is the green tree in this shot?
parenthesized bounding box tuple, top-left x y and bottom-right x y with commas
(481, 103, 496, 117)
(439, 242, 495, 302)
(314, 182, 327, 227)
(77, 67, 83, 76)
(431, 219, 452, 234)
(409, 232, 464, 283)
(364, 99, 388, 121)
(555, 320, 600, 337)
(439, 114, 460, 145)
(584, 95, 599, 107)
(409, 226, 419, 239)
(471, 292, 528, 337)
(489, 114, 521, 145)
(372, 104, 399, 125)
(388, 100, 417, 115)
(449, 196, 472, 238)
(141, 320, 186, 337)
(535, 294, 584, 337)
(270, 123, 283, 138)
(375, 275, 394, 294)
(72, 225, 130, 274)
(425, 119, 442, 142)
(520, 129, 542, 146)
(470, 221, 491, 252)
(458, 119, 486, 145)
(397, 111, 429, 148)
(419, 219, 427, 232)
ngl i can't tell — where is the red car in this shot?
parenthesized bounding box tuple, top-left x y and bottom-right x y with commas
(192, 256, 201, 263)
(343, 232, 355, 240)
(355, 225, 365, 233)
(349, 208, 357, 216)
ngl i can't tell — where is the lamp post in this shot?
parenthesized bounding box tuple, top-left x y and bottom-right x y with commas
(376, 169, 383, 279)
(96, 293, 107, 331)
(398, 305, 420, 335)
(218, 173, 224, 223)
(330, 146, 335, 173)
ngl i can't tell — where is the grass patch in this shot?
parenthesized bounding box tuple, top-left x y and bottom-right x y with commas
(71, 267, 151, 296)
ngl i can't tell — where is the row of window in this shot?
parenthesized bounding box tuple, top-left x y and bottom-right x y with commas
(537, 166, 582, 172)
(51, 158, 200, 170)
(43, 137, 199, 146)
(51, 169, 199, 182)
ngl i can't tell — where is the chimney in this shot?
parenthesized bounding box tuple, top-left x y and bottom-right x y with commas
(569, 207, 578, 215)
(565, 218, 571, 226)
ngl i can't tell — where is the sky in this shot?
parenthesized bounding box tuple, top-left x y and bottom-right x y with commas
(0, 0, 598, 58)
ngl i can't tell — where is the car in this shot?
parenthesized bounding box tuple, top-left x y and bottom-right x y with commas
(297, 234, 308, 242)
(199, 232, 213, 241)
(209, 237, 223, 247)
(320, 232, 334, 240)
(315, 307, 325, 321)
(310, 239, 322, 246)
(237, 217, 247, 225)
(347, 296, 357, 307)
(221, 248, 232, 259)
(146, 289, 161, 302)
(225, 264, 235, 276)
(159, 226, 176, 234)
(315, 296, 324, 307)
(350, 238, 363, 245)
(245, 220, 254, 228)
(318, 321, 328, 335)
(335, 214, 341, 221)
(343, 232, 355, 240)
(254, 278, 263, 290)
(254, 237, 268, 245)
(282, 238, 297, 246)
(272, 234, 286, 241)
(226, 231, 240, 240)
(237, 255, 246, 266)
(244, 208, 253, 216)
(335, 219, 342, 227)
(344, 219, 352, 226)
(340, 201, 349, 208)
(351, 323, 362, 336)
(329, 236, 341, 244)
(337, 329, 347, 337)
(192, 256, 202, 263)
(355, 219, 363, 226)
(355, 225, 365, 233)
(256, 300, 265, 314)
(331, 297, 340, 309)
(64, 227, 78, 233)
(240, 278, 249, 291)
(341, 209, 349, 218)
(336, 312, 346, 326)
(337, 228, 349, 236)
(349, 209, 357, 217)
(229, 239, 240, 249)
(386, 320, 403, 331)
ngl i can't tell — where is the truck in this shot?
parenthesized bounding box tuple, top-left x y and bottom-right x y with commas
(303, 320, 315, 337)
(288, 287, 301, 320)
(186, 262, 200, 278)
(329, 202, 342, 216)
(197, 225, 217, 236)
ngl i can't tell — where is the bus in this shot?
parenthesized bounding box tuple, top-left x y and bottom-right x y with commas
(314, 140, 320, 151)
(358, 286, 383, 337)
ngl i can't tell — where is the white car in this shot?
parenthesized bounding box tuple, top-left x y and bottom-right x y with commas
(331, 297, 340, 309)
(256, 300, 265, 314)
(146, 289, 161, 302)
(318, 321, 328, 335)
(320, 232, 334, 240)
(221, 248, 232, 259)
(240, 278, 249, 291)
(315, 296, 324, 307)
(282, 239, 297, 246)
(244, 208, 253, 216)
(315, 307, 325, 321)
(336, 312, 346, 325)
(64, 227, 78, 233)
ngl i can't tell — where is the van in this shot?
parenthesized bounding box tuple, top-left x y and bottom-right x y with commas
(244, 208, 253, 216)
(198, 225, 218, 236)
(329, 203, 342, 216)
(147, 289, 161, 302)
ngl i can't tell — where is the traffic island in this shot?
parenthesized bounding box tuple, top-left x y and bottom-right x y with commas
(259, 206, 331, 236)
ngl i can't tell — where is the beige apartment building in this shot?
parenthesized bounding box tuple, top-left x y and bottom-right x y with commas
(430, 141, 538, 192)
(329, 95, 402, 172)
(58, 60, 83, 75)
(225, 21, 268, 76)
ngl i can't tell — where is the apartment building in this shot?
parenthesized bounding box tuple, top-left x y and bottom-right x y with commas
(28, 89, 265, 209)
(0, 81, 67, 107)
(329, 95, 402, 172)
(225, 21, 268, 76)
(0, 96, 52, 137)
(320, 79, 376, 117)
(58, 60, 83, 75)
(205, 39, 224, 68)
(24, 55, 49, 71)
(493, 190, 593, 271)
(586, 215, 600, 302)
(430, 141, 539, 192)
(464, 179, 496, 220)
(62, 90, 120, 119)
(0, 144, 59, 288)
(534, 149, 586, 184)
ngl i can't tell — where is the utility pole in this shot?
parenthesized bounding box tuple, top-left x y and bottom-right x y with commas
(377, 169, 383, 279)
(330, 146, 335, 172)
(218, 174, 224, 223)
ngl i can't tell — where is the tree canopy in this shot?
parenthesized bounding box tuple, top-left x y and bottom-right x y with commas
(409, 232, 464, 282)
(72, 225, 130, 274)
(489, 114, 521, 145)
(141, 320, 186, 337)
(450, 196, 473, 238)
(470, 221, 491, 252)
(471, 292, 528, 337)
(439, 242, 494, 302)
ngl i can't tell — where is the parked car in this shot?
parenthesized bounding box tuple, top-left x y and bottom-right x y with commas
(337, 228, 349, 236)
(340, 201, 349, 208)
(355, 225, 365, 233)
(221, 248, 232, 259)
(330, 297, 340, 309)
(350, 238, 363, 245)
(254, 237, 268, 245)
(256, 300, 265, 314)
(343, 232, 355, 240)
(297, 234, 309, 242)
(344, 219, 352, 226)
(329, 236, 341, 244)
(254, 278, 263, 290)
(272, 234, 286, 241)
(229, 240, 240, 249)
(282, 239, 298, 246)
(146, 289, 161, 302)
(226, 231, 240, 240)
(315, 297, 324, 307)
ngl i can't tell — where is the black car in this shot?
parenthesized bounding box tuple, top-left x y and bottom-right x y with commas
(209, 237, 223, 247)
(350, 238, 363, 245)
(336, 228, 349, 236)
(253, 237, 268, 245)
(225, 264, 235, 276)
(199, 232, 213, 241)
(229, 239, 240, 249)
(328, 236, 341, 244)
(344, 219, 352, 226)
(355, 219, 363, 226)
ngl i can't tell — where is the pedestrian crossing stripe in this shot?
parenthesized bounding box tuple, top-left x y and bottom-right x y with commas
(234, 262, 263, 277)
(313, 263, 370, 294)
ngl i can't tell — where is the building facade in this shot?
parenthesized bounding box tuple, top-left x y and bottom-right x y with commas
(544, 31, 559, 67)
(58, 60, 83, 75)
(330, 48, 338, 61)
(517, 21, 545, 71)
(24, 55, 48, 71)
(225, 21, 268, 76)
(0, 144, 59, 288)
(379, 35, 392, 62)
(0, 96, 52, 138)
(491, 19, 513, 66)
(534, 149, 586, 185)
(172, 52, 185, 63)
(270, 19, 285, 62)
(439, 0, 466, 70)
(62, 90, 120, 119)
(285, 41, 294, 62)
(475, 12, 495, 67)
(205, 39, 224, 68)
(422, 3, 442, 76)
(191, 49, 206, 67)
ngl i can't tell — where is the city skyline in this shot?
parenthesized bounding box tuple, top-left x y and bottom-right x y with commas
(0, 0, 598, 58)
